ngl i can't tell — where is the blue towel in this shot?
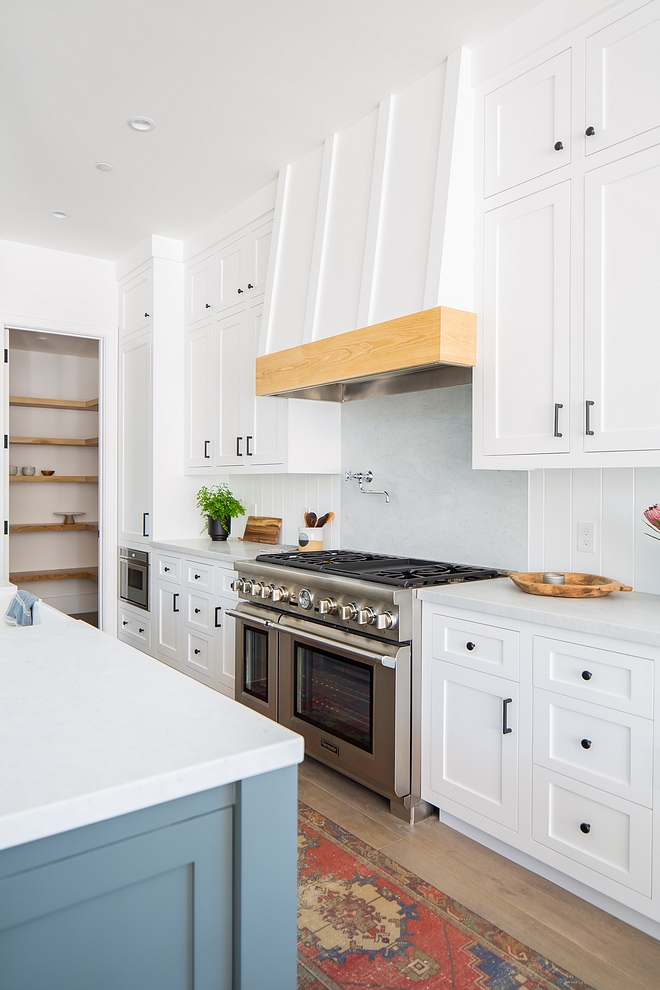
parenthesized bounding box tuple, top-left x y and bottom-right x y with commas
(4, 590, 39, 626)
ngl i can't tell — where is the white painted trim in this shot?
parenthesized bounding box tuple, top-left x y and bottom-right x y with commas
(260, 167, 290, 355)
(357, 95, 393, 328)
(304, 134, 337, 342)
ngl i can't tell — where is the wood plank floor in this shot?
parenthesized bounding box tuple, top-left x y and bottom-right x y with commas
(299, 757, 660, 990)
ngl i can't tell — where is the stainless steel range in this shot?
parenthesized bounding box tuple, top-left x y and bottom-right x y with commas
(228, 550, 502, 821)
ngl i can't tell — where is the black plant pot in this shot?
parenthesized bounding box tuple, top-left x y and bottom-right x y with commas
(208, 516, 230, 541)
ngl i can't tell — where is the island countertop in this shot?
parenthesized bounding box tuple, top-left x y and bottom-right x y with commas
(0, 621, 303, 852)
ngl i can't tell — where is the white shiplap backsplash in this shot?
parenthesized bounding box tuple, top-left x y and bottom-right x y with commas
(225, 474, 342, 548)
(529, 468, 660, 594)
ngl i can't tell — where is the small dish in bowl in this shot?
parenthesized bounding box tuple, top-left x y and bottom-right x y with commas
(41, 470, 55, 476)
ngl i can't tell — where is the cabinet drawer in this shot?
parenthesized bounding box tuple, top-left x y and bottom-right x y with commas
(533, 636, 653, 717)
(119, 610, 150, 648)
(429, 611, 519, 678)
(155, 554, 181, 584)
(186, 631, 213, 676)
(185, 559, 214, 592)
(532, 767, 652, 895)
(218, 567, 238, 596)
(533, 690, 653, 807)
(186, 591, 212, 632)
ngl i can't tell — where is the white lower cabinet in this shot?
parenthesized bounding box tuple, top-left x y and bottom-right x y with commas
(123, 555, 237, 697)
(421, 601, 658, 926)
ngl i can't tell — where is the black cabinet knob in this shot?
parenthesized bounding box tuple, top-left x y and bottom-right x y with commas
(581, 670, 592, 681)
(580, 822, 591, 834)
(138, 627, 144, 633)
(237, 287, 244, 294)
(585, 126, 596, 136)
(164, 566, 170, 572)
(194, 648, 201, 655)
(205, 303, 211, 308)
(194, 608, 201, 614)
(554, 141, 564, 151)
(194, 574, 200, 580)
(466, 641, 476, 651)
(581, 738, 592, 749)
(247, 283, 254, 289)
(144, 312, 150, 317)
(122, 620, 128, 625)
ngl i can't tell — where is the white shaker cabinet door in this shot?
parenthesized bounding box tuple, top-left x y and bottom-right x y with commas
(246, 218, 273, 302)
(423, 660, 519, 831)
(215, 596, 237, 695)
(482, 182, 570, 455)
(484, 50, 571, 197)
(215, 312, 245, 467)
(585, 0, 660, 157)
(186, 252, 214, 326)
(184, 323, 216, 469)
(241, 304, 285, 467)
(584, 145, 660, 452)
(155, 582, 182, 665)
(118, 331, 152, 543)
(119, 267, 152, 338)
(216, 234, 246, 314)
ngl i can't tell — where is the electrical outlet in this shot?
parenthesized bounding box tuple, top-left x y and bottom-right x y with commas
(577, 521, 595, 552)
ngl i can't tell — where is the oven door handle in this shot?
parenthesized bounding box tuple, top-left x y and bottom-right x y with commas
(277, 618, 401, 667)
(224, 608, 278, 630)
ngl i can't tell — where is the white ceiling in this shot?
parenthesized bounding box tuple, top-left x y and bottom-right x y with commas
(9, 328, 99, 358)
(1, 0, 546, 261)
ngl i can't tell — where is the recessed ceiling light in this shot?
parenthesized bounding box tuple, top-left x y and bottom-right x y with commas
(51, 211, 68, 219)
(127, 116, 155, 132)
(36, 335, 49, 341)
(95, 162, 113, 171)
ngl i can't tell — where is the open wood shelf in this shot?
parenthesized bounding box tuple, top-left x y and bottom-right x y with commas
(9, 567, 98, 583)
(9, 475, 98, 483)
(9, 523, 98, 533)
(10, 436, 98, 446)
(9, 396, 98, 411)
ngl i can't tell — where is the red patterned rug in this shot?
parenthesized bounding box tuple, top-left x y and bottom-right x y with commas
(298, 803, 595, 990)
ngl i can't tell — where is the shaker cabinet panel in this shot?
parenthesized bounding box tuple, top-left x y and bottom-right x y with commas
(186, 253, 214, 326)
(216, 236, 246, 314)
(216, 313, 245, 467)
(119, 332, 152, 544)
(155, 583, 181, 664)
(120, 268, 152, 338)
(242, 305, 285, 467)
(184, 323, 216, 468)
(246, 220, 273, 301)
(484, 50, 571, 197)
(585, 1, 660, 157)
(482, 182, 570, 455)
(584, 145, 660, 452)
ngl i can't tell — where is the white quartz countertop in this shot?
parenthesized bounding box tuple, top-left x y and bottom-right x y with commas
(418, 578, 660, 648)
(150, 536, 295, 564)
(0, 621, 303, 852)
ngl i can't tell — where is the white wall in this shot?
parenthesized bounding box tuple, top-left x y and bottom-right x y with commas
(0, 239, 117, 629)
(341, 385, 528, 569)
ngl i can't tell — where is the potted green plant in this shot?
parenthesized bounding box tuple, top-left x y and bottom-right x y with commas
(196, 484, 245, 541)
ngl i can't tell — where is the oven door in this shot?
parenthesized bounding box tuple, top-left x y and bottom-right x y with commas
(119, 557, 149, 610)
(229, 603, 280, 722)
(277, 616, 411, 801)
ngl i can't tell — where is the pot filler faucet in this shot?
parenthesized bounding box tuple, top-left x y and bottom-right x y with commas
(345, 470, 390, 503)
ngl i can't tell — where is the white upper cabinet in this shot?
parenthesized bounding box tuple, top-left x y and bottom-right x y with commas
(185, 322, 216, 468)
(583, 144, 660, 452)
(246, 219, 272, 302)
(186, 253, 214, 326)
(119, 330, 152, 544)
(585, 0, 660, 156)
(215, 311, 245, 468)
(484, 50, 571, 198)
(119, 266, 152, 338)
(482, 182, 570, 455)
(216, 234, 245, 314)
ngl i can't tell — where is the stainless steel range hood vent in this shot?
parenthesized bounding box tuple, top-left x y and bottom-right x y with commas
(255, 306, 476, 402)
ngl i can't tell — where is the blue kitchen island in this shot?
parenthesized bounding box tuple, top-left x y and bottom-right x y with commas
(0, 620, 303, 990)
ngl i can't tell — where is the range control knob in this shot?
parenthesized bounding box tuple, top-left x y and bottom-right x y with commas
(260, 584, 274, 599)
(299, 588, 314, 610)
(271, 586, 289, 603)
(356, 606, 376, 625)
(375, 611, 397, 631)
(340, 603, 358, 621)
(230, 578, 241, 592)
(250, 582, 264, 597)
(318, 597, 338, 615)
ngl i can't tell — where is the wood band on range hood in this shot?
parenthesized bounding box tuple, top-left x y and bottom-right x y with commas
(256, 306, 476, 401)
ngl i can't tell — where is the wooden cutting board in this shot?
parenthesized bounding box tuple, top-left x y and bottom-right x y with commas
(240, 516, 282, 545)
(509, 572, 632, 598)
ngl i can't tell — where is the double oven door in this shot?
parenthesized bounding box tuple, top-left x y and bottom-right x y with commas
(231, 603, 411, 802)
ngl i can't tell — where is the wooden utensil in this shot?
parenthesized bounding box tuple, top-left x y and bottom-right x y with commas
(305, 511, 317, 528)
(315, 511, 334, 528)
(509, 572, 632, 598)
(240, 516, 282, 545)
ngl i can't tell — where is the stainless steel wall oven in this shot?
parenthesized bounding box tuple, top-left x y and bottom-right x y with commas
(119, 547, 150, 611)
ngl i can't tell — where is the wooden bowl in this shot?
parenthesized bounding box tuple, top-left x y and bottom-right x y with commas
(41, 470, 55, 476)
(508, 572, 632, 598)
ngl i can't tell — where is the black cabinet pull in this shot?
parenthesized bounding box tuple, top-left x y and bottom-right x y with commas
(581, 669, 592, 681)
(194, 607, 201, 614)
(247, 283, 254, 289)
(585, 126, 596, 136)
(586, 400, 594, 435)
(173, 593, 179, 613)
(204, 439, 211, 459)
(236, 436, 243, 456)
(554, 402, 563, 438)
(122, 620, 128, 626)
(246, 435, 253, 456)
(138, 627, 144, 634)
(164, 566, 170, 572)
(580, 822, 591, 834)
(215, 606, 222, 628)
(205, 303, 211, 308)
(237, 287, 244, 294)
(502, 698, 513, 735)
(194, 573, 201, 580)
(581, 738, 592, 749)
(466, 641, 476, 651)
(554, 140, 564, 151)
(194, 648, 201, 655)
(144, 312, 150, 318)
(142, 512, 150, 537)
